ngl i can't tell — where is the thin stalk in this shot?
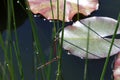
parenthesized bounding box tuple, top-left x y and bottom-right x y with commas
(84, 23, 90, 80)
(77, 0, 79, 20)
(0, 43, 8, 80)
(17, 0, 27, 13)
(9, 41, 16, 80)
(37, 57, 59, 69)
(31, 12, 45, 80)
(4, 0, 16, 80)
(56, 0, 60, 31)
(56, 0, 66, 80)
(33, 50, 39, 80)
(0, 34, 15, 80)
(100, 14, 120, 80)
(13, 42, 24, 80)
(3, 61, 8, 80)
(57, 0, 59, 20)
(50, 0, 55, 21)
(46, 0, 57, 80)
(25, 1, 46, 80)
(0, 62, 6, 80)
(11, 0, 24, 80)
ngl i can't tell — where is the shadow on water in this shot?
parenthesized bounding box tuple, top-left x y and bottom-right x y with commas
(0, 0, 27, 33)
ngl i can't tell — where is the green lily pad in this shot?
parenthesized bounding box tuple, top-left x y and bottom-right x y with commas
(59, 17, 120, 59)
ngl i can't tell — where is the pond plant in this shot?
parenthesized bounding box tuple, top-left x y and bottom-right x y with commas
(0, 0, 120, 80)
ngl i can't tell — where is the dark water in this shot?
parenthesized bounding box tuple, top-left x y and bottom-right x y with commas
(0, 0, 120, 80)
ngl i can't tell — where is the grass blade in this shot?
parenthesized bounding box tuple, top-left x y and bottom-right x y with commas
(11, 0, 24, 79)
(100, 14, 120, 80)
(56, 0, 66, 80)
(84, 23, 90, 80)
(25, 1, 47, 80)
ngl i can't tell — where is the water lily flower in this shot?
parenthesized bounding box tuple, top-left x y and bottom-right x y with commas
(27, 0, 99, 22)
(114, 52, 120, 80)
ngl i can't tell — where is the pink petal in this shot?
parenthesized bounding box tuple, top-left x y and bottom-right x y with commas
(28, 0, 99, 22)
(114, 52, 120, 80)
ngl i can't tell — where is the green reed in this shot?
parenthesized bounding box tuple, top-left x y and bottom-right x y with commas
(100, 14, 120, 80)
(83, 23, 90, 80)
(56, 0, 66, 80)
(46, 0, 56, 80)
(25, 1, 47, 80)
(11, 0, 24, 80)
(0, 0, 15, 80)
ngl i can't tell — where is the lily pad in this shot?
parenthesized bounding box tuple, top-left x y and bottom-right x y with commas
(59, 17, 120, 59)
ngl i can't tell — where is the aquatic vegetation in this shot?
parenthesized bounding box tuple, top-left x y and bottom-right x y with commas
(28, 0, 99, 22)
(0, 0, 120, 80)
(59, 15, 120, 80)
(59, 16, 120, 59)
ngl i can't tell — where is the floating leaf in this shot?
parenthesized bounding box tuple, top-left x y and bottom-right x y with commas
(28, 0, 99, 22)
(59, 17, 120, 59)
